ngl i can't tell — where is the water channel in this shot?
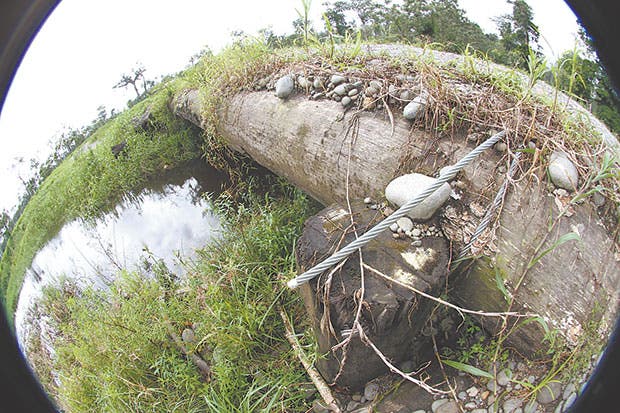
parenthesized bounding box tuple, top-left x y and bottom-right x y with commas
(15, 159, 228, 351)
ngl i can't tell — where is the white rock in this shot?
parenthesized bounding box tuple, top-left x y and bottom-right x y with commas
(341, 96, 352, 106)
(275, 75, 294, 99)
(403, 93, 428, 120)
(363, 197, 372, 204)
(385, 173, 451, 220)
(548, 151, 579, 191)
(396, 217, 414, 232)
(389, 223, 399, 233)
(297, 75, 311, 89)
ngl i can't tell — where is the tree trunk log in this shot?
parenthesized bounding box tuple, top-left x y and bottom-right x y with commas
(170, 54, 619, 357)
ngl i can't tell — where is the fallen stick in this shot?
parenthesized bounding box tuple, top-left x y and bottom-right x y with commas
(278, 307, 341, 413)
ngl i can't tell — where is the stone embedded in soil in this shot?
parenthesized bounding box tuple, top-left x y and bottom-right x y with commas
(497, 369, 511, 386)
(431, 399, 449, 412)
(385, 173, 451, 220)
(486, 379, 500, 392)
(502, 398, 523, 413)
(331, 74, 347, 85)
(403, 93, 428, 120)
(548, 151, 579, 191)
(396, 216, 414, 232)
(523, 400, 539, 413)
(334, 84, 349, 96)
(436, 400, 459, 413)
(181, 328, 195, 343)
(297, 75, 311, 89)
(536, 381, 562, 404)
(342, 96, 352, 106)
(275, 75, 295, 99)
(364, 382, 380, 401)
(466, 386, 479, 398)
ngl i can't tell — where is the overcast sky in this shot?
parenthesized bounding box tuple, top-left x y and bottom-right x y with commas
(0, 0, 581, 213)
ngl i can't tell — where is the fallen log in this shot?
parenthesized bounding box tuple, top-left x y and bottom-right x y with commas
(171, 46, 619, 359)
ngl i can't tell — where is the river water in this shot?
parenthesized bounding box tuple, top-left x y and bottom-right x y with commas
(14, 159, 227, 350)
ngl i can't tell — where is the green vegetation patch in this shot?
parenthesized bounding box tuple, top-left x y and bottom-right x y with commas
(1, 88, 203, 317)
(26, 182, 320, 412)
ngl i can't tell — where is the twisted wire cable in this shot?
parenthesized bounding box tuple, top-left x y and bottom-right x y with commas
(457, 150, 522, 262)
(287, 130, 506, 289)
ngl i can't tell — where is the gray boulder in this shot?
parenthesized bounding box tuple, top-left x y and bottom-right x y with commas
(275, 75, 295, 99)
(403, 93, 428, 120)
(548, 151, 579, 191)
(385, 173, 451, 220)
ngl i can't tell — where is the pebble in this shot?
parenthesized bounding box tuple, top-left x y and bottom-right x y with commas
(412, 240, 422, 247)
(495, 142, 508, 152)
(464, 402, 477, 409)
(592, 191, 606, 207)
(436, 401, 459, 413)
(536, 381, 562, 404)
(364, 382, 380, 401)
(396, 216, 414, 232)
(412, 411, 426, 413)
(385, 173, 451, 220)
(481, 391, 490, 401)
(363, 197, 372, 204)
(471, 410, 487, 413)
(523, 400, 538, 413)
(348, 88, 359, 97)
(342, 96, 352, 106)
(331, 74, 346, 85)
(393, 233, 401, 239)
(351, 394, 362, 402)
(562, 382, 576, 400)
(181, 328, 195, 343)
(548, 151, 579, 191)
(503, 398, 523, 413)
(400, 90, 415, 101)
(275, 75, 295, 99)
(497, 369, 511, 386)
(553, 402, 564, 413)
(369, 80, 382, 90)
(458, 391, 467, 401)
(297, 75, 311, 89)
(390, 223, 400, 232)
(334, 84, 348, 96)
(431, 399, 449, 412)
(313, 78, 324, 90)
(487, 379, 500, 392)
(466, 386, 479, 398)
(411, 228, 422, 237)
(403, 93, 428, 120)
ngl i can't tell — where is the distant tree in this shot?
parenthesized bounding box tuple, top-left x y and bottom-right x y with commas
(114, 64, 149, 98)
(493, 0, 541, 68)
(393, 0, 496, 53)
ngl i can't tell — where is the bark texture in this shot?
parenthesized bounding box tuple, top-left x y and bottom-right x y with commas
(171, 64, 619, 357)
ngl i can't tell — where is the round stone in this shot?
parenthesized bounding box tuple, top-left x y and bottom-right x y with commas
(389, 223, 399, 233)
(348, 88, 360, 97)
(536, 381, 562, 404)
(400, 90, 415, 101)
(297, 75, 311, 89)
(275, 75, 295, 99)
(385, 173, 451, 220)
(466, 386, 479, 398)
(436, 400, 459, 413)
(548, 151, 579, 191)
(369, 80, 382, 89)
(341, 96, 352, 106)
(495, 142, 508, 152)
(334, 84, 348, 96)
(181, 328, 195, 343)
(396, 217, 414, 232)
(330, 74, 346, 85)
(363, 382, 380, 401)
(497, 369, 511, 386)
(403, 93, 428, 120)
(502, 398, 523, 413)
(313, 78, 324, 89)
(431, 398, 449, 412)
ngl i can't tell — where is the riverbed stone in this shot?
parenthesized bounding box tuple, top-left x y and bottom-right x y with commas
(331, 74, 347, 85)
(334, 84, 349, 96)
(431, 399, 449, 412)
(403, 93, 428, 120)
(536, 381, 562, 404)
(364, 382, 380, 401)
(295, 203, 450, 390)
(385, 173, 451, 221)
(181, 328, 195, 343)
(396, 217, 414, 232)
(436, 400, 459, 413)
(548, 151, 579, 191)
(502, 398, 523, 413)
(275, 75, 295, 99)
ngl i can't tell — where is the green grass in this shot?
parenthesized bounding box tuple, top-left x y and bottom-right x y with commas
(0, 87, 204, 318)
(27, 181, 320, 412)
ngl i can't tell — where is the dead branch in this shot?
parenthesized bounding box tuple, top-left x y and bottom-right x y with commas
(278, 308, 341, 413)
